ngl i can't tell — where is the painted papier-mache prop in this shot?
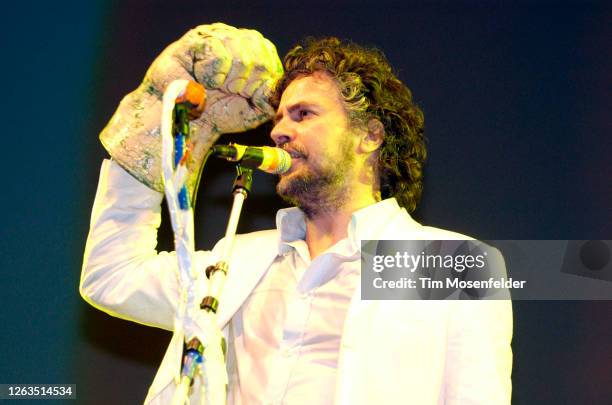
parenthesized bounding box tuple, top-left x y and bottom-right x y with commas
(100, 23, 283, 195)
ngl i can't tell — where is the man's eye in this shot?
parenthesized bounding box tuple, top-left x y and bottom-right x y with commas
(299, 110, 313, 119)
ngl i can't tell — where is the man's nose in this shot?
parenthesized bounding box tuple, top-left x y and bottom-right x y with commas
(270, 119, 296, 146)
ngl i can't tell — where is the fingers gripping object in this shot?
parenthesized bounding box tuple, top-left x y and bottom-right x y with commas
(161, 80, 206, 211)
(175, 81, 207, 120)
(99, 23, 283, 195)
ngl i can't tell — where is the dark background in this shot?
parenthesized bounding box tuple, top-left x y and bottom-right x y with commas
(1, 0, 610, 404)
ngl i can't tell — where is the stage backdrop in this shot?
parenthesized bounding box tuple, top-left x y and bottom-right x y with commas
(0, 1, 610, 404)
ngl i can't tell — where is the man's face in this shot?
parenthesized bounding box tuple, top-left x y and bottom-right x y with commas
(270, 72, 360, 214)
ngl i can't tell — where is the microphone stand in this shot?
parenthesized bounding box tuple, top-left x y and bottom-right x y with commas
(202, 165, 253, 315)
(173, 165, 253, 405)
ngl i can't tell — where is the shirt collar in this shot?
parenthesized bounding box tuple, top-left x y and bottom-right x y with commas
(275, 198, 404, 254)
(275, 207, 307, 254)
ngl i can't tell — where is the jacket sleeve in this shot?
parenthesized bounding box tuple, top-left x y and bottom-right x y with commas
(80, 159, 213, 331)
(443, 249, 513, 404)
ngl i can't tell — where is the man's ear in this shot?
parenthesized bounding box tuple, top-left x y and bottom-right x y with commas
(359, 118, 384, 153)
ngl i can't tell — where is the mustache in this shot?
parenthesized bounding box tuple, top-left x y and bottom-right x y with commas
(280, 143, 308, 159)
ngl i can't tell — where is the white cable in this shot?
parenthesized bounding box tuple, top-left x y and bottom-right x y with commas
(161, 80, 227, 405)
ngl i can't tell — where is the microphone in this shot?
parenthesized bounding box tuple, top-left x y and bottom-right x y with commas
(211, 144, 292, 174)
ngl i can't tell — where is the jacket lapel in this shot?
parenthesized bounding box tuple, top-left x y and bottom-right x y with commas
(215, 230, 280, 329)
(335, 205, 423, 404)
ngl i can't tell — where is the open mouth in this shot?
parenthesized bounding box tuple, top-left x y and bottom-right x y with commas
(285, 148, 306, 160)
(280, 150, 306, 176)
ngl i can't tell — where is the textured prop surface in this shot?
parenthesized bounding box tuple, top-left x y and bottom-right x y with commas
(100, 23, 283, 192)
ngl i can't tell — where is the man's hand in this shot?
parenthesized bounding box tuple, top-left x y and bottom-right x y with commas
(100, 23, 283, 193)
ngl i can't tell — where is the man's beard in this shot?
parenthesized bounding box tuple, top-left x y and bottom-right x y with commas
(276, 142, 355, 219)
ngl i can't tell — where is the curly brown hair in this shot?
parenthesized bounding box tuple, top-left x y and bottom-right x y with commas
(270, 37, 426, 213)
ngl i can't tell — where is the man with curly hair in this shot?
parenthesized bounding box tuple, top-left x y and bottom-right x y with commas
(271, 37, 426, 216)
(82, 24, 512, 404)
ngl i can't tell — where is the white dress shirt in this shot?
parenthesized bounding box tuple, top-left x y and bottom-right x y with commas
(230, 202, 399, 405)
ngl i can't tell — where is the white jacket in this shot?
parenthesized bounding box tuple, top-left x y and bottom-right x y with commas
(81, 160, 513, 404)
